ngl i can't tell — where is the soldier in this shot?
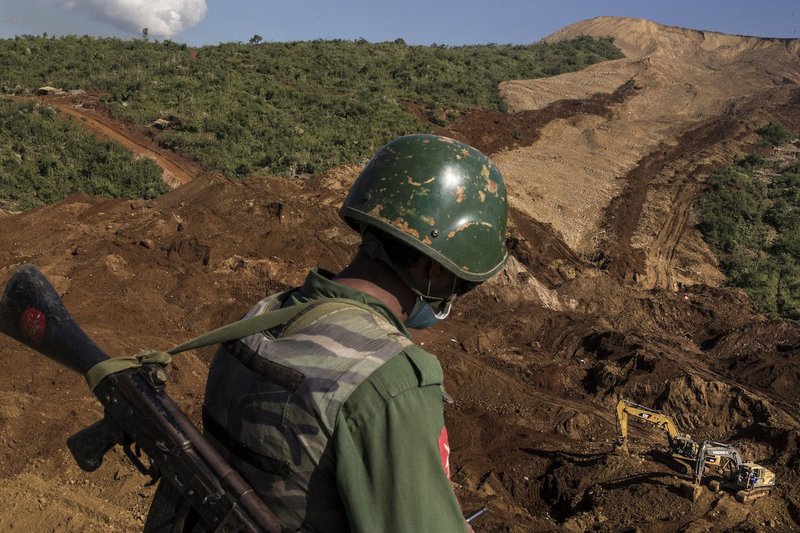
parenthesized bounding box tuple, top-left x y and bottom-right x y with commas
(202, 134, 508, 532)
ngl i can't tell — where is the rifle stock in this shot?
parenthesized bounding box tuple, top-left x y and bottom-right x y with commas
(0, 264, 284, 533)
(0, 264, 108, 374)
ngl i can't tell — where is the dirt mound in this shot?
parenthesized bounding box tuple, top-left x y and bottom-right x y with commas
(3, 17, 800, 533)
(706, 321, 800, 406)
(436, 80, 635, 156)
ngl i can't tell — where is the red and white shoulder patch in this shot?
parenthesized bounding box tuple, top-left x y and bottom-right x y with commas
(438, 426, 451, 478)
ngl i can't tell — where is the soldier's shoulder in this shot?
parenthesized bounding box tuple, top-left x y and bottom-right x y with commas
(352, 345, 443, 403)
(336, 345, 444, 433)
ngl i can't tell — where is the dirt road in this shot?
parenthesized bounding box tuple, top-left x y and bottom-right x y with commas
(9, 94, 199, 188)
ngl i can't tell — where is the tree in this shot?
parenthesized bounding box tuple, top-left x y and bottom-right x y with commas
(249, 34, 263, 44)
(142, 27, 149, 41)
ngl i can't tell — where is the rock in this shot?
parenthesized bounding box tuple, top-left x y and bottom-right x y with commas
(149, 118, 172, 129)
(36, 86, 64, 95)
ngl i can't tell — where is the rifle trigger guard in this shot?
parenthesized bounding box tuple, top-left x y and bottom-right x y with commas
(123, 436, 153, 477)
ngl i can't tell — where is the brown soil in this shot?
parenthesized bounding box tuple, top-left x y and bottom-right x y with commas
(2, 17, 800, 533)
(436, 80, 636, 156)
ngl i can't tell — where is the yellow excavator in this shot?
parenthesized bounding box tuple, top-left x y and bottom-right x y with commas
(615, 399, 718, 465)
(615, 400, 776, 503)
(692, 440, 776, 503)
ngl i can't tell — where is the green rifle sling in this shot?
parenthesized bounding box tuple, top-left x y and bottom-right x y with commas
(85, 298, 381, 391)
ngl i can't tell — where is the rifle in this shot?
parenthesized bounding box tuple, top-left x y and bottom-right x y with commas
(0, 264, 285, 533)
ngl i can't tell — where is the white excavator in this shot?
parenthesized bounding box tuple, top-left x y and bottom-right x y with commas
(692, 440, 776, 503)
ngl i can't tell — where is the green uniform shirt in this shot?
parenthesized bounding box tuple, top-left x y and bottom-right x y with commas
(204, 269, 466, 532)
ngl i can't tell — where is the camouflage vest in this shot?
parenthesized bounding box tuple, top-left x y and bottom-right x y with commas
(203, 292, 415, 531)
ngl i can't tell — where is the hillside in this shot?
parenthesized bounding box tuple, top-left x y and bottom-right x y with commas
(0, 35, 621, 190)
(500, 16, 800, 290)
(2, 17, 800, 532)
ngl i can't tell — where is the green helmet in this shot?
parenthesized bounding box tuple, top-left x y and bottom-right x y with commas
(340, 134, 508, 282)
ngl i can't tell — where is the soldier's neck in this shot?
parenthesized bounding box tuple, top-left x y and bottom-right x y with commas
(333, 253, 415, 322)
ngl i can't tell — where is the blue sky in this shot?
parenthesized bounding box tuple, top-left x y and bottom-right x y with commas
(0, 0, 797, 46)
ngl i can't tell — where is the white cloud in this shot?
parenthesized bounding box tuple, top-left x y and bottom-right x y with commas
(66, 0, 208, 38)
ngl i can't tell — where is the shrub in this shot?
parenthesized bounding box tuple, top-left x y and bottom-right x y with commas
(756, 122, 793, 147)
(0, 99, 168, 210)
(697, 155, 800, 319)
(0, 35, 623, 180)
(695, 167, 767, 254)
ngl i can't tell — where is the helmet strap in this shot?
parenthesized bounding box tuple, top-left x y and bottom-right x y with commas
(427, 269, 457, 319)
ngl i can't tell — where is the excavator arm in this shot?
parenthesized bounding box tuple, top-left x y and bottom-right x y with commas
(616, 399, 680, 445)
(693, 440, 742, 485)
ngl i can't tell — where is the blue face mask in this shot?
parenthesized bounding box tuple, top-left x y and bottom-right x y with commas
(404, 297, 440, 329)
(404, 296, 454, 329)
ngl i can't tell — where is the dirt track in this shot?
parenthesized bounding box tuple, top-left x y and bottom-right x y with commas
(9, 94, 199, 188)
(2, 17, 800, 533)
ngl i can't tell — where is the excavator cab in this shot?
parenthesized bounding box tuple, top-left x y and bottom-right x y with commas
(671, 435, 699, 461)
(736, 463, 776, 492)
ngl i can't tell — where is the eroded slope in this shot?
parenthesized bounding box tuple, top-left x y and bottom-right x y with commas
(497, 16, 800, 290)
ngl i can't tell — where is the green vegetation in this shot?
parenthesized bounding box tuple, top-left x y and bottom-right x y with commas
(756, 122, 792, 147)
(0, 99, 167, 210)
(1, 35, 622, 186)
(696, 125, 800, 318)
